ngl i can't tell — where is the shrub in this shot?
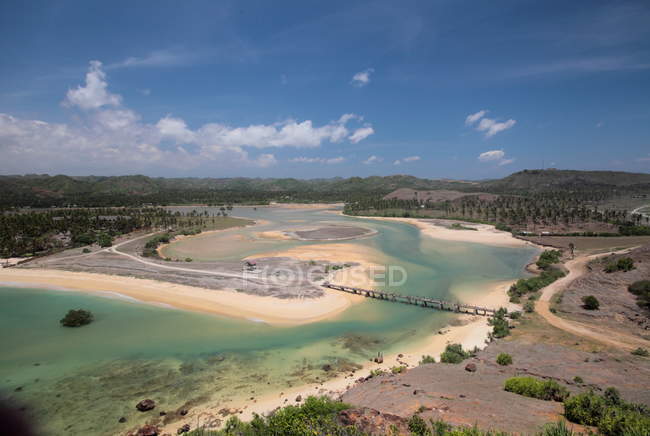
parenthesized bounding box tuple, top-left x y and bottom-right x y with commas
(504, 376, 569, 402)
(631, 347, 649, 357)
(142, 233, 171, 257)
(96, 232, 113, 248)
(509, 268, 565, 298)
(391, 365, 406, 374)
(573, 376, 584, 384)
(604, 257, 635, 273)
(489, 307, 510, 338)
(185, 257, 193, 262)
(496, 353, 513, 366)
(508, 311, 522, 320)
(419, 355, 436, 364)
(82, 248, 91, 253)
(628, 280, 650, 310)
(440, 343, 471, 364)
(564, 390, 650, 436)
(407, 414, 429, 435)
(60, 309, 94, 327)
(524, 300, 535, 313)
(582, 295, 600, 310)
(538, 421, 578, 436)
(536, 250, 562, 270)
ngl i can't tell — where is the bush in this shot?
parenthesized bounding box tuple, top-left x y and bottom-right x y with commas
(604, 257, 635, 273)
(573, 376, 584, 384)
(504, 376, 569, 402)
(407, 414, 429, 435)
(631, 347, 649, 357)
(96, 232, 113, 248)
(564, 390, 650, 436)
(185, 257, 193, 262)
(496, 353, 513, 366)
(489, 307, 510, 338)
(628, 280, 650, 310)
(509, 268, 565, 298)
(419, 355, 436, 364)
(391, 365, 406, 374)
(60, 309, 94, 327)
(508, 311, 522, 320)
(524, 300, 535, 313)
(440, 343, 471, 364)
(142, 233, 171, 257)
(582, 295, 600, 310)
(536, 250, 562, 270)
(82, 248, 91, 253)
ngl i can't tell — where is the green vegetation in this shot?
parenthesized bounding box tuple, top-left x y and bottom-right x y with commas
(581, 295, 600, 310)
(631, 347, 649, 357)
(419, 355, 436, 364)
(563, 389, 650, 436)
(496, 353, 513, 366)
(628, 280, 650, 310)
(509, 269, 565, 301)
(440, 343, 472, 364)
(573, 376, 584, 384)
(524, 300, 536, 313)
(96, 232, 113, 247)
(504, 376, 569, 402)
(82, 248, 91, 253)
(391, 365, 407, 374)
(142, 233, 171, 257)
(368, 368, 386, 378)
(604, 257, 635, 273)
(489, 308, 511, 338)
(60, 309, 94, 327)
(536, 250, 562, 270)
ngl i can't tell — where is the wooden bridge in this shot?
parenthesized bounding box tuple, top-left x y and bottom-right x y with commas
(322, 282, 497, 316)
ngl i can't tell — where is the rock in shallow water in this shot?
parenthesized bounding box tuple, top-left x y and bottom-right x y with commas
(136, 399, 156, 412)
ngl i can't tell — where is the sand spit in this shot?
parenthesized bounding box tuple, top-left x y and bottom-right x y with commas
(0, 268, 355, 326)
(350, 215, 531, 248)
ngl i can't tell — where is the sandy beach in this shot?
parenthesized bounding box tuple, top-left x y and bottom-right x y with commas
(0, 268, 357, 326)
(353, 216, 531, 248)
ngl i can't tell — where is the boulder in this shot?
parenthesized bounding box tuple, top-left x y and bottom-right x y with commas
(465, 363, 477, 372)
(179, 409, 188, 416)
(295, 395, 302, 402)
(136, 399, 156, 412)
(177, 424, 190, 434)
(136, 424, 159, 436)
(118, 417, 127, 423)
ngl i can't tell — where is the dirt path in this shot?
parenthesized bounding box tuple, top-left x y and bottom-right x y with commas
(537, 251, 650, 351)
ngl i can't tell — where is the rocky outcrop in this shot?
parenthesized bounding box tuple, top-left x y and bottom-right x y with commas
(338, 408, 409, 435)
(465, 363, 477, 372)
(135, 424, 159, 436)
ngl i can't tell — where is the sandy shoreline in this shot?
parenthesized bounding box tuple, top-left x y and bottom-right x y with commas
(350, 215, 531, 248)
(0, 268, 358, 326)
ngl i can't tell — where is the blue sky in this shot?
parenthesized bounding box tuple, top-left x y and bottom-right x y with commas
(1, 0, 649, 179)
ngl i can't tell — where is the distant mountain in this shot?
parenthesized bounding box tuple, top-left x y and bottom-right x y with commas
(480, 169, 650, 193)
(1, 169, 649, 207)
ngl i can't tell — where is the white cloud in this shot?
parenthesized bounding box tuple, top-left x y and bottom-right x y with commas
(1, 61, 374, 174)
(596, 121, 604, 128)
(465, 110, 516, 137)
(351, 68, 374, 87)
(109, 49, 192, 69)
(363, 155, 383, 165)
(289, 156, 346, 164)
(64, 61, 122, 109)
(349, 126, 375, 143)
(394, 155, 420, 165)
(478, 149, 515, 166)
(637, 154, 650, 162)
(465, 110, 487, 126)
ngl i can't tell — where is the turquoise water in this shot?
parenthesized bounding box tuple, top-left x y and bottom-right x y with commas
(0, 206, 537, 435)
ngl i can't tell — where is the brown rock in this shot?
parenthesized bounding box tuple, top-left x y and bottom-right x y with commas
(465, 363, 477, 372)
(295, 395, 302, 402)
(136, 424, 159, 436)
(338, 408, 409, 435)
(136, 399, 156, 412)
(177, 424, 190, 434)
(118, 417, 127, 423)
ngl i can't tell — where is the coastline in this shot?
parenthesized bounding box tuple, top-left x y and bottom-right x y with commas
(0, 268, 356, 326)
(347, 215, 532, 248)
(161, 279, 517, 434)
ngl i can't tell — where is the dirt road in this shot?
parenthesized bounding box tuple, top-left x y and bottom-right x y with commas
(536, 251, 650, 351)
